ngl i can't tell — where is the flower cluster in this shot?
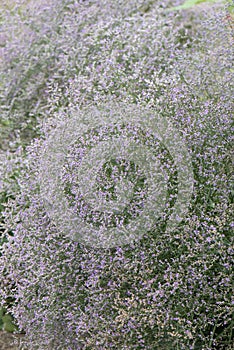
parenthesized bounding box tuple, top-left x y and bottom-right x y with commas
(0, 1, 233, 349)
(36, 101, 193, 249)
(0, 0, 195, 149)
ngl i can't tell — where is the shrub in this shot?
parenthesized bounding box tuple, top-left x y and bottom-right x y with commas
(0, 1, 233, 349)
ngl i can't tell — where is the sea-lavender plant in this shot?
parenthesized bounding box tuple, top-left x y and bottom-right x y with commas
(0, 1, 233, 349)
(0, 0, 196, 149)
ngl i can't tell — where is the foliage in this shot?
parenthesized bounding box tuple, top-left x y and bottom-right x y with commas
(0, 307, 18, 332)
(0, 1, 233, 349)
(166, 0, 231, 11)
(168, 0, 221, 10)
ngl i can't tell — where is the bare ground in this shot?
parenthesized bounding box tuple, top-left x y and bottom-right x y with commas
(0, 331, 27, 350)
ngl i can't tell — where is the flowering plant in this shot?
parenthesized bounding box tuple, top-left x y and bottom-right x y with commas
(0, 1, 233, 349)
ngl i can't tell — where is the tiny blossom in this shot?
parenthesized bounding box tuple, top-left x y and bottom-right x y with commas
(0, 1, 233, 350)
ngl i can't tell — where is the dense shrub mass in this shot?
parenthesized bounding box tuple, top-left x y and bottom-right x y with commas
(0, 0, 233, 349)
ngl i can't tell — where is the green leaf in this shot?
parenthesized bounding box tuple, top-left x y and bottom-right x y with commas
(3, 320, 18, 333)
(166, 0, 221, 11)
(0, 307, 6, 319)
(227, 0, 234, 16)
(0, 119, 12, 127)
(2, 314, 18, 333)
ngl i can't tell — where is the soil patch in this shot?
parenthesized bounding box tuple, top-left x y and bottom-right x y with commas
(0, 331, 27, 350)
